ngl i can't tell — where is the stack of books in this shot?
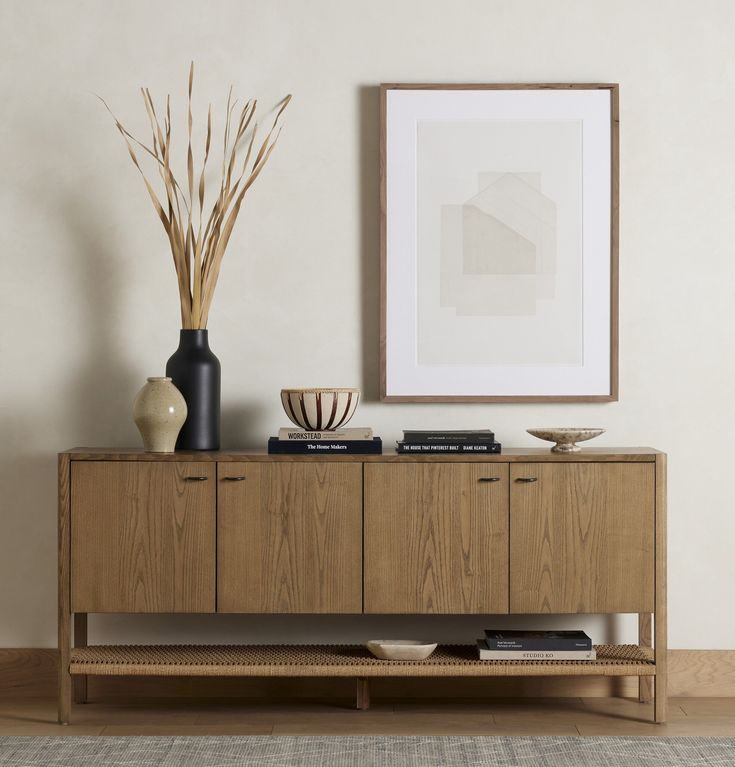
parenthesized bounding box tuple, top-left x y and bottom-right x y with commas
(477, 630, 596, 660)
(268, 427, 382, 454)
(396, 429, 501, 454)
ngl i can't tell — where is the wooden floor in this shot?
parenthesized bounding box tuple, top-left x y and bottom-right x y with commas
(0, 697, 734, 736)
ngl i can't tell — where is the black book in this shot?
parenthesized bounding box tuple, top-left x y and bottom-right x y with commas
(268, 437, 382, 455)
(396, 442, 501, 454)
(402, 429, 495, 443)
(477, 639, 597, 661)
(484, 630, 592, 651)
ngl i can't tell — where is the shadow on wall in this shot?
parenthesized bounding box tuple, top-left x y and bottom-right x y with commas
(0, 419, 56, 645)
(58, 193, 139, 446)
(88, 612, 632, 653)
(220, 403, 265, 449)
(0, 183, 141, 644)
(359, 85, 381, 403)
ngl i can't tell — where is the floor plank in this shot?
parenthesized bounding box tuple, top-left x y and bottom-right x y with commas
(100, 723, 274, 736)
(393, 697, 585, 714)
(0, 697, 734, 736)
(677, 697, 735, 717)
(575, 718, 735, 736)
(0, 724, 105, 736)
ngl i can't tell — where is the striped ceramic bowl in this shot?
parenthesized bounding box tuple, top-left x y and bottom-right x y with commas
(280, 388, 360, 431)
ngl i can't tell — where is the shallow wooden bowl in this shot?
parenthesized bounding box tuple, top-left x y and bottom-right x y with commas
(527, 427, 605, 453)
(366, 640, 438, 661)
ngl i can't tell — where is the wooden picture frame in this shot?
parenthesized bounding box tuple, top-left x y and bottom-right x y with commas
(380, 83, 619, 402)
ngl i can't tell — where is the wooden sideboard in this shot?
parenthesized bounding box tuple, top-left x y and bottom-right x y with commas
(58, 447, 666, 724)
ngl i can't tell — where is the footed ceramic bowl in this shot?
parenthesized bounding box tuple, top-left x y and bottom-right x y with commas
(527, 427, 606, 453)
(281, 388, 360, 431)
(366, 640, 438, 661)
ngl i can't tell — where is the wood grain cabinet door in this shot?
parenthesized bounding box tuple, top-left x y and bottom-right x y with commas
(364, 463, 509, 614)
(510, 463, 654, 614)
(71, 461, 216, 613)
(217, 462, 362, 613)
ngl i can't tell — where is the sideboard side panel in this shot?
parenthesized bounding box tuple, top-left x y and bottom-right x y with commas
(654, 452, 668, 722)
(58, 453, 71, 723)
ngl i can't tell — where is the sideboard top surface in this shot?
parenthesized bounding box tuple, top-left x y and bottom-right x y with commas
(61, 447, 662, 462)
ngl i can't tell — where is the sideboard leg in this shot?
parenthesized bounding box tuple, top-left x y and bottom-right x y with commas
(356, 677, 370, 710)
(654, 675, 667, 723)
(58, 618, 71, 725)
(58, 453, 72, 725)
(653, 453, 667, 724)
(654, 613, 668, 724)
(638, 612, 653, 702)
(73, 613, 88, 704)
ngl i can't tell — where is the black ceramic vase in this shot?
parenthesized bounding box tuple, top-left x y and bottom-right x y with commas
(165, 329, 221, 450)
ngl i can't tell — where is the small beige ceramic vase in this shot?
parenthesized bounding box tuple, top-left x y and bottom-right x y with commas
(133, 377, 187, 453)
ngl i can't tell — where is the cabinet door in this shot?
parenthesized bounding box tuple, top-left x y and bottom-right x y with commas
(364, 463, 509, 614)
(510, 463, 654, 613)
(217, 462, 362, 613)
(71, 461, 215, 613)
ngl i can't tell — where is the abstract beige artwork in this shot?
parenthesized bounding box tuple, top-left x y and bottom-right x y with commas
(441, 172, 556, 315)
(417, 119, 583, 366)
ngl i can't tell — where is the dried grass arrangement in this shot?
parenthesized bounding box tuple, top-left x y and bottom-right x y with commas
(102, 64, 290, 329)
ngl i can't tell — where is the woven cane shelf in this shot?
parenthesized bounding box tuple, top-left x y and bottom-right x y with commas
(69, 644, 654, 678)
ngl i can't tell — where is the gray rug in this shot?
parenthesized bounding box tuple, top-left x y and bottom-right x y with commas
(0, 736, 734, 766)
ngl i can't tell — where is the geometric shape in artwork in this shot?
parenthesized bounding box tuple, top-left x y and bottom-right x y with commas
(439, 171, 558, 318)
(440, 205, 538, 316)
(472, 172, 557, 301)
(462, 204, 536, 275)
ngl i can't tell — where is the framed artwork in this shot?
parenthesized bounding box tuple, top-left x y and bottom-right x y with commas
(380, 83, 619, 402)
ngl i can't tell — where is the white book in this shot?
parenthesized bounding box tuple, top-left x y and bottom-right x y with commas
(476, 640, 597, 661)
(278, 427, 373, 441)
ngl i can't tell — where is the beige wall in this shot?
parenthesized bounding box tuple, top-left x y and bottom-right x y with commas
(1, 0, 733, 648)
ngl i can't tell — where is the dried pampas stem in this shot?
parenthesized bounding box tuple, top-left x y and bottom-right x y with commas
(102, 63, 290, 328)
